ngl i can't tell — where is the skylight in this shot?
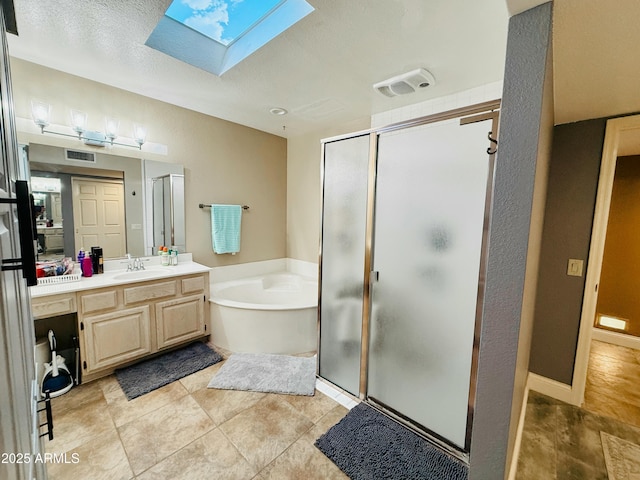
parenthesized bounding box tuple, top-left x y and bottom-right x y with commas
(146, 0, 315, 76)
(165, 0, 283, 46)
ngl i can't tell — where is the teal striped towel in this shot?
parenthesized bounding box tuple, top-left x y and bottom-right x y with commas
(211, 204, 242, 254)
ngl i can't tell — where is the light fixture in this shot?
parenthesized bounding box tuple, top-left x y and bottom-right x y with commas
(31, 100, 51, 132)
(104, 117, 119, 143)
(70, 109, 87, 137)
(270, 107, 288, 116)
(30, 100, 147, 150)
(598, 315, 627, 331)
(133, 124, 146, 147)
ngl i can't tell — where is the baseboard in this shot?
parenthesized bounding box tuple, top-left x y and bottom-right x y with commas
(506, 385, 530, 480)
(592, 327, 640, 351)
(526, 372, 573, 404)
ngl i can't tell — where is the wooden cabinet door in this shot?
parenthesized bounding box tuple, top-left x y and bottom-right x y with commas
(83, 305, 151, 372)
(156, 295, 205, 350)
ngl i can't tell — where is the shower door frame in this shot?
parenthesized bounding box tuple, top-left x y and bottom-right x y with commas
(317, 99, 501, 461)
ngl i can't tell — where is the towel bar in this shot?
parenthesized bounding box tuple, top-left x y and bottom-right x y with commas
(199, 204, 249, 210)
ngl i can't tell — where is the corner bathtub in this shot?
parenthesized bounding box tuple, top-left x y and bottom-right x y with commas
(209, 273, 318, 354)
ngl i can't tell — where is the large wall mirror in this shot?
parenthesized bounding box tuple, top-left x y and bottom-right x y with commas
(26, 143, 184, 261)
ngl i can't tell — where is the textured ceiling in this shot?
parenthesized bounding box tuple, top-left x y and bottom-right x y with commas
(7, 0, 509, 138)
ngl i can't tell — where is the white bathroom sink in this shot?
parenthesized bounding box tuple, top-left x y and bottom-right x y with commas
(112, 269, 165, 281)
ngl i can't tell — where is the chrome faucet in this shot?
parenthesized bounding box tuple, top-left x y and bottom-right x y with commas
(123, 254, 146, 271)
(133, 257, 145, 271)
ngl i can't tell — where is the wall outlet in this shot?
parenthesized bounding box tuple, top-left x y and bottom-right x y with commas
(131, 224, 142, 230)
(567, 259, 584, 277)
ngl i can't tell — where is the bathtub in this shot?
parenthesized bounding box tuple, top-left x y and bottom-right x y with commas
(210, 272, 318, 354)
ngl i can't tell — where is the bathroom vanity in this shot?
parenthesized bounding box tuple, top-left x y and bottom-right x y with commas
(30, 258, 210, 383)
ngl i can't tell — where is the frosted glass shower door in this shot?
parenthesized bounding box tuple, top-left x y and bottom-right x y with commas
(319, 134, 370, 395)
(367, 118, 493, 450)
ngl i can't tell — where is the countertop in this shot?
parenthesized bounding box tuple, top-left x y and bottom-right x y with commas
(30, 257, 211, 298)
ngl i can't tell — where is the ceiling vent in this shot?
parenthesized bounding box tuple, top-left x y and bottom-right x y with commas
(373, 68, 436, 97)
(65, 149, 96, 163)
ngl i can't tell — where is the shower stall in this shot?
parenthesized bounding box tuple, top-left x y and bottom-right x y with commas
(318, 100, 500, 459)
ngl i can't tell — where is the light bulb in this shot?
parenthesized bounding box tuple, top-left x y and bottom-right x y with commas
(133, 124, 146, 147)
(31, 100, 51, 131)
(70, 109, 87, 136)
(105, 117, 119, 142)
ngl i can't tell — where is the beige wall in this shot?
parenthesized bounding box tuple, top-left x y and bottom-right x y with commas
(286, 120, 371, 263)
(12, 58, 287, 267)
(596, 155, 640, 336)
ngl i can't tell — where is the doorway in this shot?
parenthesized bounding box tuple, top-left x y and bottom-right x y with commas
(573, 114, 640, 426)
(72, 177, 127, 259)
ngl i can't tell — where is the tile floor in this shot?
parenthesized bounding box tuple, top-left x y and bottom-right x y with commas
(517, 340, 640, 479)
(42, 354, 351, 480)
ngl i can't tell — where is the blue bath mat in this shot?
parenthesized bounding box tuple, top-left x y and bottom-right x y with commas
(115, 342, 222, 400)
(315, 403, 468, 480)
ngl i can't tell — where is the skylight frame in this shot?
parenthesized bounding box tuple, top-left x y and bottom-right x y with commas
(146, 0, 314, 76)
(166, 0, 287, 48)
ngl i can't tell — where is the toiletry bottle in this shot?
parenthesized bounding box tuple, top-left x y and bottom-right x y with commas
(161, 247, 169, 266)
(82, 254, 93, 277)
(171, 248, 178, 266)
(77, 248, 85, 275)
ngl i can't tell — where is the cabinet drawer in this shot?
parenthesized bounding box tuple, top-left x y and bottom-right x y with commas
(124, 280, 176, 305)
(181, 275, 206, 294)
(31, 294, 76, 319)
(80, 290, 118, 314)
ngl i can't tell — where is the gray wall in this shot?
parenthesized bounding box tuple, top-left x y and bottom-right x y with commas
(470, 3, 552, 478)
(529, 119, 606, 383)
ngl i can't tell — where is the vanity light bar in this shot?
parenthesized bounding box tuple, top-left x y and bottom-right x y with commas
(30, 100, 147, 150)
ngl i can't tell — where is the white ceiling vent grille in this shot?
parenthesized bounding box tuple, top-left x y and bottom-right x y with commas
(65, 149, 96, 163)
(374, 68, 436, 97)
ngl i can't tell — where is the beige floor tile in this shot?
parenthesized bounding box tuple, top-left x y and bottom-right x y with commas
(220, 395, 314, 471)
(192, 387, 266, 425)
(45, 397, 116, 455)
(257, 404, 350, 480)
(178, 361, 224, 393)
(46, 429, 133, 480)
(49, 380, 104, 416)
(256, 433, 348, 480)
(107, 381, 189, 427)
(277, 390, 340, 424)
(137, 428, 255, 480)
(118, 394, 215, 475)
(307, 404, 350, 438)
(99, 375, 127, 404)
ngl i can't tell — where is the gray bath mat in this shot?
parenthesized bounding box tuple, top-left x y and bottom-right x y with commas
(207, 353, 316, 396)
(315, 403, 468, 480)
(115, 342, 222, 400)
